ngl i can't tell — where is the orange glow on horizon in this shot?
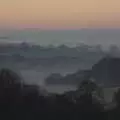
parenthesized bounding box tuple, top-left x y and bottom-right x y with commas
(0, 0, 120, 29)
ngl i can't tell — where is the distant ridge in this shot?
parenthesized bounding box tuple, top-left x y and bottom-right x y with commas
(92, 56, 120, 85)
(45, 56, 120, 86)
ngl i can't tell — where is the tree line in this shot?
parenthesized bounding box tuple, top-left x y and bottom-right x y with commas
(0, 68, 120, 120)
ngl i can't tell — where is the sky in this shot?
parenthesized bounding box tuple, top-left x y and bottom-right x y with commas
(0, 0, 120, 29)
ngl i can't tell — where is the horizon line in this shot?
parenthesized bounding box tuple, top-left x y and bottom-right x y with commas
(4, 27, 120, 31)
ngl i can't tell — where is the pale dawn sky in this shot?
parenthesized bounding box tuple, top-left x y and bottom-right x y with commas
(0, 0, 120, 29)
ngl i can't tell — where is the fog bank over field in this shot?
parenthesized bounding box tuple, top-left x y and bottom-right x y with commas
(0, 43, 105, 86)
(1, 29, 120, 49)
(0, 29, 120, 92)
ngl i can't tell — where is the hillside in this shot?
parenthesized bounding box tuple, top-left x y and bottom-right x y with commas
(45, 57, 120, 86)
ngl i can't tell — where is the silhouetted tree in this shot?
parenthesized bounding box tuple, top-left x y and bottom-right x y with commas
(77, 79, 97, 95)
(0, 68, 23, 101)
(0, 68, 116, 120)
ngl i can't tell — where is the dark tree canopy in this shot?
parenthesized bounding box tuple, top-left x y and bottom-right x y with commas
(0, 68, 119, 120)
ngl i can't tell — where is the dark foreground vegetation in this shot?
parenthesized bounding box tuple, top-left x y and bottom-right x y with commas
(0, 68, 120, 120)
